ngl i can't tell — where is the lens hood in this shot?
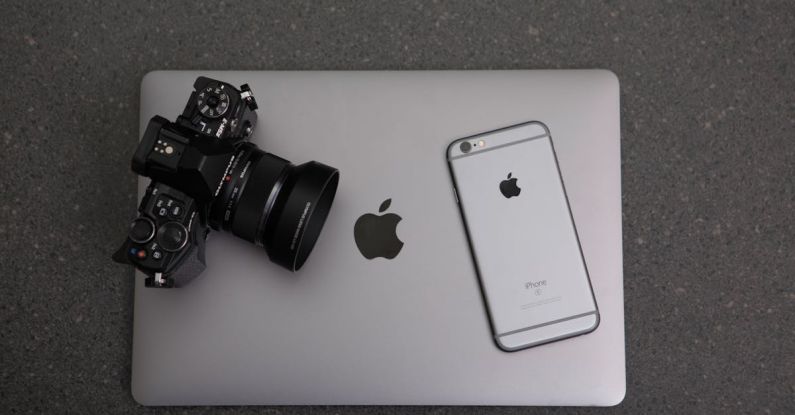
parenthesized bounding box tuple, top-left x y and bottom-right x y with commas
(261, 161, 339, 270)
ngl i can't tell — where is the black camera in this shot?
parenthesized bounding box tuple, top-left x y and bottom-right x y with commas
(113, 77, 340, 287)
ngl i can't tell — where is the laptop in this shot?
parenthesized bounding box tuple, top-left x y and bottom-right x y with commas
(132, 70, 624, 406)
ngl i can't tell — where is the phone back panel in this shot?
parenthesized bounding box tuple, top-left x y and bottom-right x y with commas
(449, 123, 598, 338)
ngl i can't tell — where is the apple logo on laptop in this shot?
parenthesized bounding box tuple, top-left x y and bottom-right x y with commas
(354, 198, 404, 259)
(499, 172, 521, 198)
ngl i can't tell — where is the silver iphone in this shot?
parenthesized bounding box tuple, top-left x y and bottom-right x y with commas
(447, 121, 599, 352)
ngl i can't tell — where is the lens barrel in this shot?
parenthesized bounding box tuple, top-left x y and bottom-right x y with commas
(210, 143, 339, 271)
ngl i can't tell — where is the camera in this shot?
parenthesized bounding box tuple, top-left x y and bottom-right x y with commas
(459, 141, 472, 153)
(113, 77, 340, 287)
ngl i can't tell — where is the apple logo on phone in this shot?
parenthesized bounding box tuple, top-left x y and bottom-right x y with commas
(499, 172, 521, 198)
(354, 198, 404, 259)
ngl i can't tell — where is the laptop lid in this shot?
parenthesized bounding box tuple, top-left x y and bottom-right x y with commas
(132, 70, 624, 406)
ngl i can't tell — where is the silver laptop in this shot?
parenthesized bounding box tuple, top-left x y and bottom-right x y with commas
(133, 70, 624, 406)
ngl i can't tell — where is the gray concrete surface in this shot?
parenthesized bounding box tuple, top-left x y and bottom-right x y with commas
(1, 1, 793, 413)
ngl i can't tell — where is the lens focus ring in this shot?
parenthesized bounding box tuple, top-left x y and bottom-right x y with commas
(228, 151, 291, 245)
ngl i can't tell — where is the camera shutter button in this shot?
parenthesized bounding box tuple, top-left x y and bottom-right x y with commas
(156, 222, 189, 252)
(129, 218, 155, 244)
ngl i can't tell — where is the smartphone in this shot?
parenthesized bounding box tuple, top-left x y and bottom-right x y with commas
(447, 121, 599, 352)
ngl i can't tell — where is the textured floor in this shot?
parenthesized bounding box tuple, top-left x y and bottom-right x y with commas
(1, 1, 793, 413)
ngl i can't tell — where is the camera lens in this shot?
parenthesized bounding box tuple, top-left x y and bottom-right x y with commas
(210, 143, 339, 271)
(460, 141, 472, 153)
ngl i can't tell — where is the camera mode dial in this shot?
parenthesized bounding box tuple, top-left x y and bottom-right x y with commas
(196, 85, 230, 118)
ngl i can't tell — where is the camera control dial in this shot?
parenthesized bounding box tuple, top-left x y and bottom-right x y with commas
(128, 218, 155, 244)
(196, 85, 230, 118)
(157, 222, 189, 252)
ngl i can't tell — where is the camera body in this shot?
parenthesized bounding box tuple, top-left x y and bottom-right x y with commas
(114, 77, 340, 288)
(114, 77, 258, 287)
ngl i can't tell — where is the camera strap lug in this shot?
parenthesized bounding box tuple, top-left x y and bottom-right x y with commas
(152, 272, 165, 287)
(240, 84, 258, 110)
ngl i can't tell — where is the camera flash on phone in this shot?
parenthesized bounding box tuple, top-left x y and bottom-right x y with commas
(478, 140, 486, 147)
